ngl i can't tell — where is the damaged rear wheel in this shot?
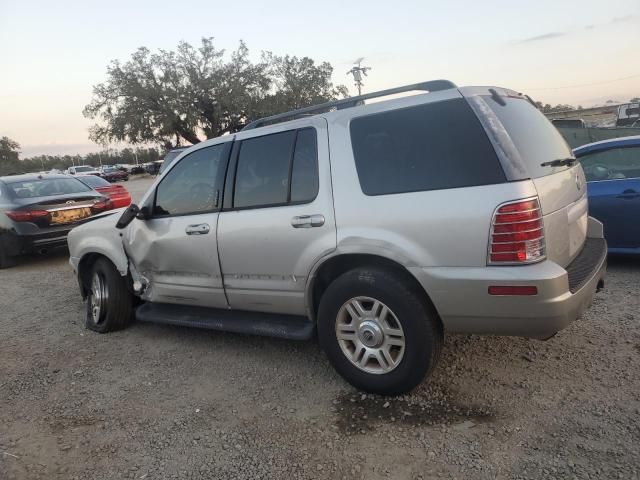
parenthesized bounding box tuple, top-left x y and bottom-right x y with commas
(85, 258, 133, 333)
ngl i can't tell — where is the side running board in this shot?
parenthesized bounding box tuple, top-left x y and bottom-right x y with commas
(135, 303, 315, 341)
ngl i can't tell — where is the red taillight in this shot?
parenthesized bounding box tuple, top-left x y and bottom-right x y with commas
(91, 199, 114, 213)
(5, 210, 50, 222)
(488, 197, 545, 265)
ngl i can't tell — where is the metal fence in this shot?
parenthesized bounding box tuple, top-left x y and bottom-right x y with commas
(557, 127, 640, 149)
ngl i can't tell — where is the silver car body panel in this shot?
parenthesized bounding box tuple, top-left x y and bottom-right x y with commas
(124, 136, 232, 309)
(218, 117, 336, 315)
(68, 211, 129, 275)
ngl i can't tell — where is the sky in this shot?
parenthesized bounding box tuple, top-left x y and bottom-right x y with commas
(0, 0, 639, 157)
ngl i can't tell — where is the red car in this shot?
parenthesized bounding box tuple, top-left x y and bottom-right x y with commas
(100, 167, 129, 182)
(76, 174, 132, 209)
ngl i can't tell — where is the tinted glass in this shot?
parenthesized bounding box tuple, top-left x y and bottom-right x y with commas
(290, 128, 319, 203)
(74, 166, 94, 172)
(7, 178, 93, 198)
(154, 144, 226, 216)
(486, 97, 574, 178)
(234, 130, 296, 208)
(579, 146, 640, 181)
(79, 175, 111, 188)
(350, 99, 505, 196)
(159, 149, 184, 174)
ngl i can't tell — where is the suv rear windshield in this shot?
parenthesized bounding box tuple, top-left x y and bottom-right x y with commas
(350, 98, 505, 196)
(485, 96, 575, 178)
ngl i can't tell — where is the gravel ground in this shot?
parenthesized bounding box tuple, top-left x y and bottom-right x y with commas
(1, 177, 639, 479)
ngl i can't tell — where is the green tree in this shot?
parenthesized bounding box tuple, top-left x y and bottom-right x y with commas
(84, 38, 347, 148)
(535, 102, 576, 113)
(0, 137, 22, 176)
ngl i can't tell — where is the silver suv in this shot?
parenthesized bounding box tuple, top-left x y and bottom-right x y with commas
(68, 80, 607, 395)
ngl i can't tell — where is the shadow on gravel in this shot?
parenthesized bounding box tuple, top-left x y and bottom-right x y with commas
(333, 385, 495, 435)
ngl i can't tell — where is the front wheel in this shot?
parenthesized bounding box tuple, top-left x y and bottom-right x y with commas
(318, 268, 443, 395)
(85, 258, 133, 333)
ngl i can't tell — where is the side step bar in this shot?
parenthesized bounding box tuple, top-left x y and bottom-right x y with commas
(135, 303, 315, 341)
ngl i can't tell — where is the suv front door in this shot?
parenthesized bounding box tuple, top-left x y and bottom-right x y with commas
(124, 141, 231, 308)
(218, 119, 336, 315)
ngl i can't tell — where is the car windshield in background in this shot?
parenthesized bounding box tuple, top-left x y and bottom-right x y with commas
(75, 166, 95, 172)
(159, 150, 184, 174)
(485, 96, 575, 178)
(7, 178, 93, 198)
(79, 175, 111, 188)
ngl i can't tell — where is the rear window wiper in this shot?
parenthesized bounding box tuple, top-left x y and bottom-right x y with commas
(540, 157, 577, 168)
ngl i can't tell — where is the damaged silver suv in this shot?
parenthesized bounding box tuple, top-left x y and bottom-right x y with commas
(68, 80, 606, 395)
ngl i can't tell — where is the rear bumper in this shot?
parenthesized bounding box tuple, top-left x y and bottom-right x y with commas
(410, 237, 607, 339)
(3, 229, 71, 255)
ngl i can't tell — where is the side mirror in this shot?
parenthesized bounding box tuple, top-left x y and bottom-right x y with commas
(136, 205, 151, 220)
(116, 204, 140, 229)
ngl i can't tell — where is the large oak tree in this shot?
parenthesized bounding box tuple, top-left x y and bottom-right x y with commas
(84, 39, 348, 148)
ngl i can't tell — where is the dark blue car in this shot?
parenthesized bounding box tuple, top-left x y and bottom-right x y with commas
(574, 136, 640, 254)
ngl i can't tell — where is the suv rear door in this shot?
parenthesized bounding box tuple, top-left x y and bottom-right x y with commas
(217, 118, 336, 315)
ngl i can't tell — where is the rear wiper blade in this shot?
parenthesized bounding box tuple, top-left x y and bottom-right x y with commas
(540, 157, 577, 167)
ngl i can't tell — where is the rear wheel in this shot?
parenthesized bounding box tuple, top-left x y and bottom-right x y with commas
(85, 258, 133, 333)
(318, 268, 443, 395)
(0, 235, 18, 269)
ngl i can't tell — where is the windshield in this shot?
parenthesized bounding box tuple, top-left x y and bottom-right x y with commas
(7, 178, 93, 198)
(485, 96, 574, 178)
(75, 166, 95, 172)
(79, 175, 110, 188)
(159, 150, 183, 174)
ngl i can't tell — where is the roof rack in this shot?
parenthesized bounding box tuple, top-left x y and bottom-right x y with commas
(242, 79, 457, 131)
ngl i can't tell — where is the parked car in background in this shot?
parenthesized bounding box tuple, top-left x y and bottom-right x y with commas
(129, 165, 146, 175)
(77, 174, 132, 209)
(100, 166, 129, 182)
(0, 174, 114, 268)
(574, 135, 640, 254)
(68, 81, 606, 395)
(66, 165, 101, 176)
(158, 147, 188, 175)
(145, 161, 163, 176)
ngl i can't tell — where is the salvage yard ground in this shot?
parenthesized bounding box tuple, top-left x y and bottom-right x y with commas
(1, 176, 639, 479)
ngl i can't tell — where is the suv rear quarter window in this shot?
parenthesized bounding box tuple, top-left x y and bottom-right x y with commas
(349, 98, 505, 196)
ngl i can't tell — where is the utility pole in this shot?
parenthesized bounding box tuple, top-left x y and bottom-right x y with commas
(347, 57, 371, 96)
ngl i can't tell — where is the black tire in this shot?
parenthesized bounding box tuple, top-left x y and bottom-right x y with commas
(0, 236, 18, 269)
(85, 258, 133, 333)
(317, 268, 443, 395)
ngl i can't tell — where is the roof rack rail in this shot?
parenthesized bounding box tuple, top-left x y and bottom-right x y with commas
(242, 79, 457, 131)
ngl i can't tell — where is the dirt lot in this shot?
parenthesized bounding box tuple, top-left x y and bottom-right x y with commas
(1, 176, 639, 479)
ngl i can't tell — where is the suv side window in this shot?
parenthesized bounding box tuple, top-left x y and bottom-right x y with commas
(154, 144, 226, 216)
(234, 128, 318, 208)
(350, 98, 505, 196)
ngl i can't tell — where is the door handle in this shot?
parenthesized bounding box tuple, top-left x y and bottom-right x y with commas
(185, 223, 210, 235)
(291, 214, 325, 228)
(616, 189, 640, 199)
